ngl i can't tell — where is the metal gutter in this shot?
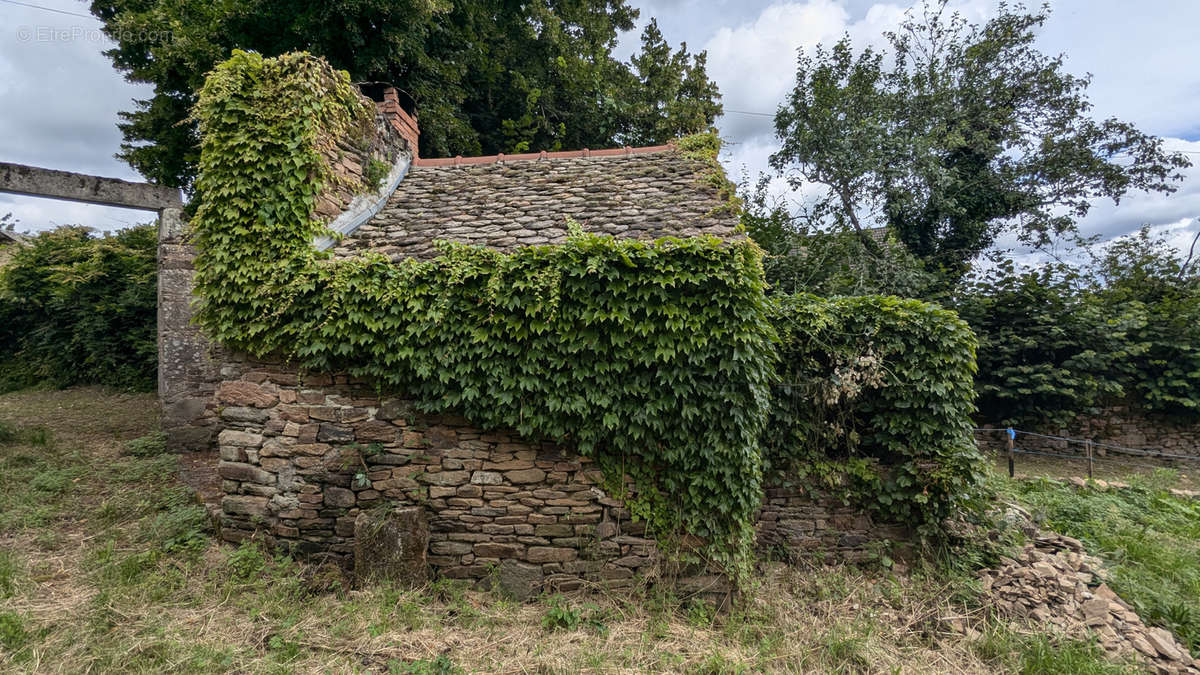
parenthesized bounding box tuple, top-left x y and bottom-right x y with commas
(313, 151, 412, 251)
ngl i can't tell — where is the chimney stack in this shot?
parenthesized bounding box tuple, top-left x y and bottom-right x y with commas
(358, 83, 419, 158)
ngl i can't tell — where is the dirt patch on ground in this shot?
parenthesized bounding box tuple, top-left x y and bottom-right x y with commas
(0, 386, 158, 447)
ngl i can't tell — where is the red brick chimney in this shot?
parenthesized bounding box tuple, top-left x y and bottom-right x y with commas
(358, 83, 419, 158)
(378, 88, 419, 158)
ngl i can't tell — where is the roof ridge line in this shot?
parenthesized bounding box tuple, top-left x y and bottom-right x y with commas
(412, 143, 676, 168)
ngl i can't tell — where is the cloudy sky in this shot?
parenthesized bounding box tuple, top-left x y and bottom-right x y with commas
(1, 0, 1198, 258)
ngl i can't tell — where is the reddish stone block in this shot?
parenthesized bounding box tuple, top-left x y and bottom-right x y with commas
(355, 420, 398, 443)
(277, 405, 311, 423)
(217, 380, 278, 408)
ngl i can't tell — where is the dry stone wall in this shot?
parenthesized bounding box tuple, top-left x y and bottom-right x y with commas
(978, 407, 1200, 458)
(213, 364, 903, 596)
(757, 487, 907, 561)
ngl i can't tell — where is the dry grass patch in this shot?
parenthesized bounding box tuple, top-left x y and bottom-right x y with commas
(0, 387, 1142, 673)
(4, 542, 1006, 673)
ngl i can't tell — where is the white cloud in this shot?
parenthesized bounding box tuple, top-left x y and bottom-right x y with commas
(702, 0, 992, 144)
(1036, 0, 1200, 140)
(0, 5, 154, 232)
(700, 0, 1200, 260)
(704, 0, 852, 141)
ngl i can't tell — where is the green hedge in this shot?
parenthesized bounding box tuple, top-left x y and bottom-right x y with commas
(0, 226, 157, 392)
(957, 242, 1200, 427)
(765, 294, 986, 535)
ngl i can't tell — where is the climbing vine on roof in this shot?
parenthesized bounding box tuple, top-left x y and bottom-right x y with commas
(191, 51, 986, 577)
(192, 51, 776, 574)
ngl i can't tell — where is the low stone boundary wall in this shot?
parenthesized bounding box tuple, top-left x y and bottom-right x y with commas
(977, 407, 1200, 458)
(756, 487, 907, 562)
(213, 365, 904, 596)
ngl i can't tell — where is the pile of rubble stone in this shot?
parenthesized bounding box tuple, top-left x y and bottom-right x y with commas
(979, 528, 1199, 673)
(1060, 476, 1200, 501)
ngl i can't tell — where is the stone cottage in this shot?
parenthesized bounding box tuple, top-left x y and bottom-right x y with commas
(0, 227, 29, 267)
(158, 86, 901, 597)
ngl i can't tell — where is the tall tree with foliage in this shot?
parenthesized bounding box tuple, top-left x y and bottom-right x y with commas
(739, 174, 941, 299)
(770, 1, 1190, 281)
(90, 0, 722, 192)
(622, 19, 723, 146)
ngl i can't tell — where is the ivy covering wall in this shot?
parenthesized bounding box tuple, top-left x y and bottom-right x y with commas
(191, 51, 776, 571)
(191, 51, 985, 574)
(765, 294, 986, 535)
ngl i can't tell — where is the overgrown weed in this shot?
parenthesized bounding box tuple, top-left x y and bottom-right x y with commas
(972, 624, 1138, 674)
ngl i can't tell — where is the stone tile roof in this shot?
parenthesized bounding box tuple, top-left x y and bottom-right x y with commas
(0, 229, 30, 246)
(862, 226, 889, 244)
(330, 145, 741, 261)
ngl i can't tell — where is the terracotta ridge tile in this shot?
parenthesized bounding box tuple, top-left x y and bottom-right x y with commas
(411, 143, 676, 168)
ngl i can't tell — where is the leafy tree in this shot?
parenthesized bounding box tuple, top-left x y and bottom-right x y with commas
(1091, 228, 1200, 415)
(955, 228, 1200, 426)
(1095, 227, 1200, 297)
(90, 0, 722, 192)
(0, 225, 158, 392)
(954, 258, 1127, 426)
(622, 19, 723, 146)
(770, 1, 1190, 281)
(740, 174, 941, 299)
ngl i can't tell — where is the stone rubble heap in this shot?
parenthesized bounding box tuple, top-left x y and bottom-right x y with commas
(980, 532, 1199, 673)
(1061, 476, 1200, 500)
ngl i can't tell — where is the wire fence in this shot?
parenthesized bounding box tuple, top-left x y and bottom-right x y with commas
(972, 427, 1200, 478)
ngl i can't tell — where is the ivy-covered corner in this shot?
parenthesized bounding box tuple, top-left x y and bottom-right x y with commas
(765, 294, 988, 539)
(191, 51, 776, 576)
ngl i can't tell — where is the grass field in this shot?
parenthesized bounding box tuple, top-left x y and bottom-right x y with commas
(0, 387, 1170, 673)
(989, 452, 1200, 492)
